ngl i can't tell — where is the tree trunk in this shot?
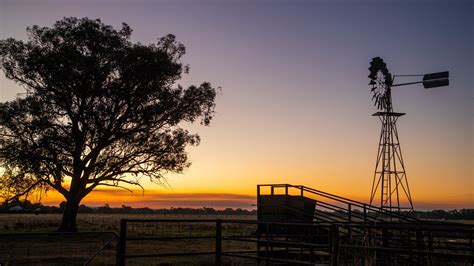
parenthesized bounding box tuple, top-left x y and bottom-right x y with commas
(58, 199, 80, 232)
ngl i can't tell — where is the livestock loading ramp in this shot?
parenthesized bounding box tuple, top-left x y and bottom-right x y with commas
(257, 184, 418, 224)
(256, 184, 419, 263)
(255, 184, 473, 265)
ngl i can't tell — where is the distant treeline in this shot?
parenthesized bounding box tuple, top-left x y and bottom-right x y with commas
(0, 200, 257, 215)
(1, 200, 473, 219)
(407, 209, 474, 220)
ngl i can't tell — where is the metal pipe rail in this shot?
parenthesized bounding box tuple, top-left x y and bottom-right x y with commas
(116, 219, 473, 266)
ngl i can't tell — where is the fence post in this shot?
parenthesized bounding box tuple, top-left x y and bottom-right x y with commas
(215, 219, 222, 266)
(470, 230, 473, 251)
(265, 223, 270, 265)
(416, 226, 425, 264)
(117, 219, 127, 266)
(382, 225, 388, 248)
(348, 204, 352, 222)
(363, 204, 367, 222)
(329, 224, 339, 266)
(381, 225, 390, 264)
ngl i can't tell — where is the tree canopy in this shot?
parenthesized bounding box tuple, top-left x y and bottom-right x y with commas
(0, 17, 217, 231)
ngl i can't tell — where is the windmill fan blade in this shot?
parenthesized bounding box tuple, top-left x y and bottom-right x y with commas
(371, 57, 382, 64)
(369, 66, 378, 72)
(368, 57, 392, 111)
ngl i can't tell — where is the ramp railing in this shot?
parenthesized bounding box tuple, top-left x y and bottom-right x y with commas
(257, 184, 418, 223)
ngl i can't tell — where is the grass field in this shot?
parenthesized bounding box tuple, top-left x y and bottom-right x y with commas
(0, 213, 256, 233)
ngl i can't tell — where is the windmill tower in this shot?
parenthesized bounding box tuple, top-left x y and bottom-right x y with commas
(367, 57, 449, 215)
(368, 57, 413, 214)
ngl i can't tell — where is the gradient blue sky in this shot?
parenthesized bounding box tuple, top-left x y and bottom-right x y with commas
(0, 0, 472, 210)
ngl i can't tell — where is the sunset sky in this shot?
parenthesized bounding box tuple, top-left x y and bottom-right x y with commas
(0, 0, 472, 210)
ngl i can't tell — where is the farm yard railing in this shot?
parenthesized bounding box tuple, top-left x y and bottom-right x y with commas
(116, 219, 473, 265)
(1, 218, 470, 264)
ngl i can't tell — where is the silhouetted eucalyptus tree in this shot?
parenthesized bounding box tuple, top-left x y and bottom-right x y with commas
(0, 17, 217, 231)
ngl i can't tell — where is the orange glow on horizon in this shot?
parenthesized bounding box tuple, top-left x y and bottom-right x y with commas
(32, 182, 473, 211)
(35, 188, 257, 210)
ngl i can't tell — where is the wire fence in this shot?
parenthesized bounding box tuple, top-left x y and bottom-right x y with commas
(0, 231, 117, 265)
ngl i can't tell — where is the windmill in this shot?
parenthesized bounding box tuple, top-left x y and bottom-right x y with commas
(367, 57, 449, 215)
